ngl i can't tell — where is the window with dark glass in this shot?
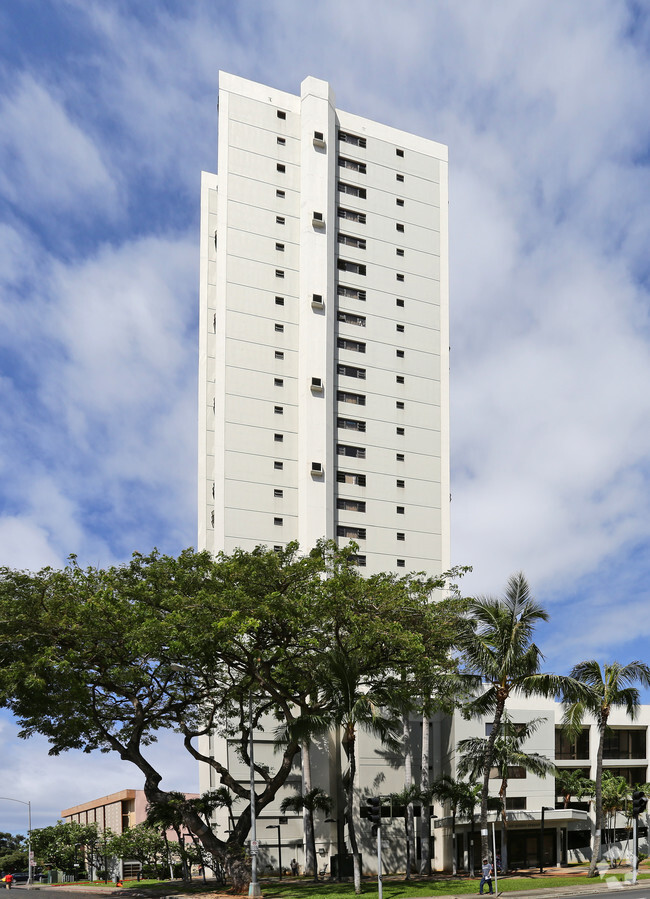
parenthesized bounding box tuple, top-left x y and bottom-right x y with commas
(337, 444, 366, 459)
(338, 311, 366, 327)
(337, 363, 366, 379)
(338, 337, 366, 353)
(337, 498, 366, 512)
(338, 233, 366, 249)
(338, 207, 366, 224)
(338, 284, 366, 301)
(338, 417, 366, 432)
(337, 471, 367, 486)
(337, 390, 366, 405)
(555, 728, 590, 760)
(339, 156, 366, 174)
(338, 130, 366, 148)
(337, 525, 366, 539)
(338, 181, 367, 199)
(338, 259, 366, 276)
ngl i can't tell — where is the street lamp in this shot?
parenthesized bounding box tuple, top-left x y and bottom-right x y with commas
(265, 822, 284, 878)
(0, 797, 32, 887)
(539, 807, 553, 874)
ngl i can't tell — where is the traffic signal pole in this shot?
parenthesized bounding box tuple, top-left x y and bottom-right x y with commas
(377, 820, 383, 899)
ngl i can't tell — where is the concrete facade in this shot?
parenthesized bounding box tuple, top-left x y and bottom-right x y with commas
(198, 71, 450, 575)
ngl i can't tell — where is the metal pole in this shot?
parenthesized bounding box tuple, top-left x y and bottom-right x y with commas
(491, 819, 498, 896)
(633, 815, 638, 885)
(0, 797, 32, 889)
(377, 824, 383, 899)
(28, 801, 32, 888)
(540, 807, 545, 875)
(249, 692, 261, 897)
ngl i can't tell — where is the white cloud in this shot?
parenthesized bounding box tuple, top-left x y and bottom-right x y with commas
(0, 74, 118, 218)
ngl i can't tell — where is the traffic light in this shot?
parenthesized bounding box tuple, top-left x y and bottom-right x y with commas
(367, 796, 382, 826)
(633, 790, 647, 818)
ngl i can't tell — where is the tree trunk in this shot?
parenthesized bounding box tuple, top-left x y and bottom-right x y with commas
(420, 715, 431, 875)
(499, 776, 508, 872)
(588, 715, 606, 877)
(403, 715, 416, 875)
(344, 732, 362, 894)
(470, 811, 476, 877)
(302, 741, 316, 878)
(480, 696, 507, 861)
(452, 811, 457, 876)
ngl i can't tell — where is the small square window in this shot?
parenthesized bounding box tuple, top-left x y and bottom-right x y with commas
(396, 148, 404, 157)
(314, 130, 324, 140)
(276, 242, 285, 251)
(276, 216, 285, 225)
(397, 427, 405, 435)
(396, 173, 404, 182)
(396, 273, 405, 282)
(274, 544, 282, 552)
(396, 248, 405, 257)
(276, 269, 285, 278)
(274, 433, 283, 442)
(276, 189, 285, 198)
(396, 349, 405, 358)
(274, 406, 283, 414)
(397, 506, 405, 514)
(274, 378, 284, 387)
(275, 350, 284, 359)
(275, 296, 285, 305)
(396, 324, 405, 332)
(396, 223, 405, 232)
(396, 198, 405, 207)
(274, 488, 283, 497)
(277, 136, 286, 145)
(396, 375, 405, 384)
(396, 401, 405, 409)
(397, 559, 406, 568)
(274, 517, 283, 526)
(274, 460, 284, 470)
(397, 532, 405, 541)
(277, 110, 286, 120)
(275, 323, 284, 332)
(396, 298, 405, 307)
(396, 453, 405, 462)
(277, 163, 286, 173)
(396, 479, 405, 487)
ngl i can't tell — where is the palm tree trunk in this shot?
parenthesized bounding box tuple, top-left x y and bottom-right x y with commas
(481, 698, 506, 860)
(302, 741, 316, 878)
(588, 717, 606, 877)
(345, 734, 362, 894)
(420, 715, 431, 875)
(499, 777, 508, 872)
(451, 810, 457, 875)
(403, 715, 416, 874)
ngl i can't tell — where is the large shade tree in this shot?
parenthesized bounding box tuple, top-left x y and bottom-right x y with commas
(460, 572, 572, 861)
(0, 541, 466, 892)
(562, 660, 650, 877)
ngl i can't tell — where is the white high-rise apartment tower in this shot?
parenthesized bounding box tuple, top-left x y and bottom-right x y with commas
(199, 73, 449, 575)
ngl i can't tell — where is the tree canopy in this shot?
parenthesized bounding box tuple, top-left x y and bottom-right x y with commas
(0, 540, 467, 886)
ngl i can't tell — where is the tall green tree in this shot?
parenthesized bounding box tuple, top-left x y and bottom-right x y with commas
(563, 660, 650, 877)
(280, 788, 331, 881)
(30, 821, 103, 876)
(106, 824, 168, 879)
(0, 542, 466, 892)
(458, 715, 556, 871)
(461, 573, 569, 860)
(0, 834, 28, 874)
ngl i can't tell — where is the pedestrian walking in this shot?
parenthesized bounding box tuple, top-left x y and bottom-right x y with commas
(479, 858, 493, 895)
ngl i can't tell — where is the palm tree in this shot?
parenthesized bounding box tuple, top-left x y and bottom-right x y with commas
(280, 788, 332, 881)
(555, 769, 594, 809)
(563, 660, 650, 877)
(320, 650, 402, 894)
(458, 715, 556, 871)
(430, 775, 475, 875)
(461, 572, 568, 860)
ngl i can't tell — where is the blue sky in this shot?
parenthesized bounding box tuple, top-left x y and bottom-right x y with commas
(2, 0, 650, 832)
